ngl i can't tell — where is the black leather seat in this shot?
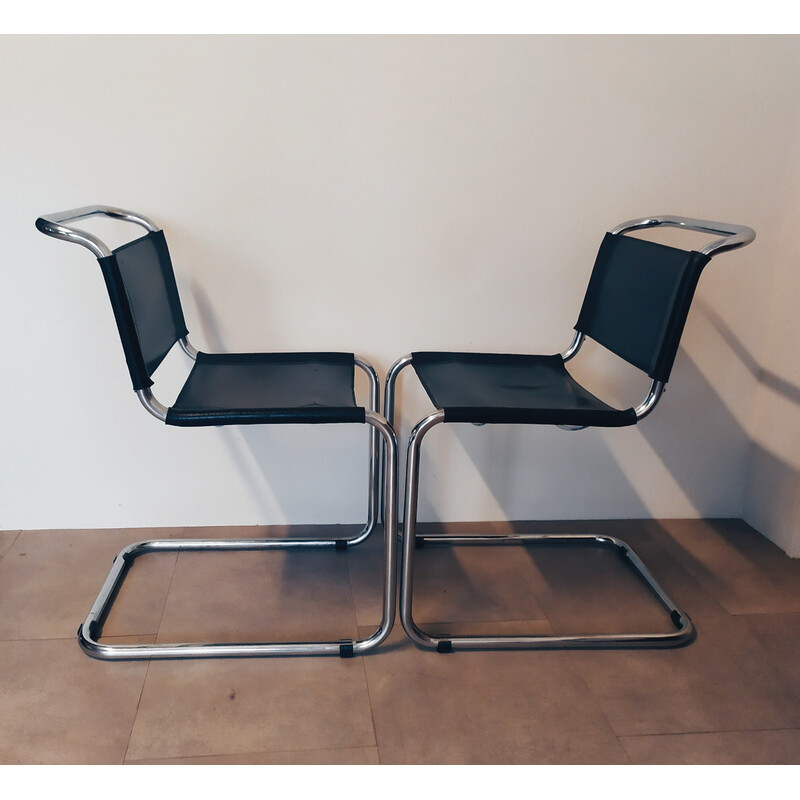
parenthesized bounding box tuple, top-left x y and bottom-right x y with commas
(167, 352, 365, 427)
(411, 351, 637, 427)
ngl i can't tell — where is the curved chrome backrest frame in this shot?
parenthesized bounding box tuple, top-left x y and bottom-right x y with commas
(562, 216, 756, 361)
(560, 215, 755, 421)
(38, 205, 199, 389)
(36, 205, 160, 259)
(609, 214, 756, 257)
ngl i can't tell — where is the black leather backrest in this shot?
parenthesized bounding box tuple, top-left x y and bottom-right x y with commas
(97, 230, 189, 390)
(575, 232, 711, 383)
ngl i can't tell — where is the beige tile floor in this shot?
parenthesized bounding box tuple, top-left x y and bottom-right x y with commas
(0, 518, 799, 764)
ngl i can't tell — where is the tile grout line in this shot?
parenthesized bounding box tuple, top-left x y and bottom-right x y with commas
(344, 535, 384, 763)
(565, 647, 634, 765)
(121, 657, 154, 765)
(121, 534, 183, 765)
(151, 539, 183, 645)
(619, 725, 800, 740)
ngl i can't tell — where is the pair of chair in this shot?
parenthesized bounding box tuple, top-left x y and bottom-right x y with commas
(36, 206, 755, 660)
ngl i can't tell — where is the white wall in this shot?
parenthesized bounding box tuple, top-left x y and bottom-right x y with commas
(742, 149, 800, 557)
(1, 36, 797, 551)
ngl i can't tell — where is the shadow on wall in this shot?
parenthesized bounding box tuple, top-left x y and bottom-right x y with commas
(415, 421, 653, 524)
(414, 344, 752, 528)
(636, 347, 751, 516)
(178, 258, 799, 544)
(693, 298, 800, 557)
(387, 299, 800, 556)
(744, 444, 800, 558)
(696, 299, 800, 409)
(417, 270, 800, 531)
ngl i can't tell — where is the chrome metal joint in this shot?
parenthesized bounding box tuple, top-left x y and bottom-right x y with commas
(179, 337, 199, 360)
(136, 388, 169, 422)
(561, 331, 585, 362)
(634, 380, 665, 421)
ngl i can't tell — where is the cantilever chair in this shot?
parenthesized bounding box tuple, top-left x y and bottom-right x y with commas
(36, 205, 397, 660)
(386, 215, 755, 652)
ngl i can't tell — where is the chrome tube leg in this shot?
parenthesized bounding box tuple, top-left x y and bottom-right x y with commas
(354, 411, 399, 653)
(351, 358, 382, 546)
(384, 355, 413, 430)
(78, 412, 400, 661)
(383, 355, 413, 527)
(399, 411, 445, 649)
(398, 414, 695, 652)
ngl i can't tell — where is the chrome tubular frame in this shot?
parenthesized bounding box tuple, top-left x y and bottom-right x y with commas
(79, 410, 398, 660)
(560, 331, 585, 362)
(353, 356, 382, 544)
(634, 380, 665, 421)
(39, 206, 397, 659)
(610, 214, 756, 257)
(384, 357, 694, 651)
(179, 337, 199, 360)
(39, 206, 381, 547)
(136, 388, 169, 421)
(137, 359, 382, 546)
(381, 354, 413, 522)
(36, 205, 160, 258)
(385, 215, 754, 652)
(571, 215, 756, 421)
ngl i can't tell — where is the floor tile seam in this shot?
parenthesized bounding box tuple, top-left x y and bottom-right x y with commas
(341, 524, 381, 757)
(151, 533, 185, 643)
(561, 647, 633, 760)
(0, 532, 22, 564)
(414, 615, 553, 625)
(359, 651, 383, 762)
(618, 725, 800, 740)
(124, 737, 380, 764)
(124, 654, 156, 765)
(731, 609, 800, 618)
(1, 530, 23, 547)
(343, 538, 369, 642)
(0, 634, 87, 644)
(122, 743, 381, 765)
